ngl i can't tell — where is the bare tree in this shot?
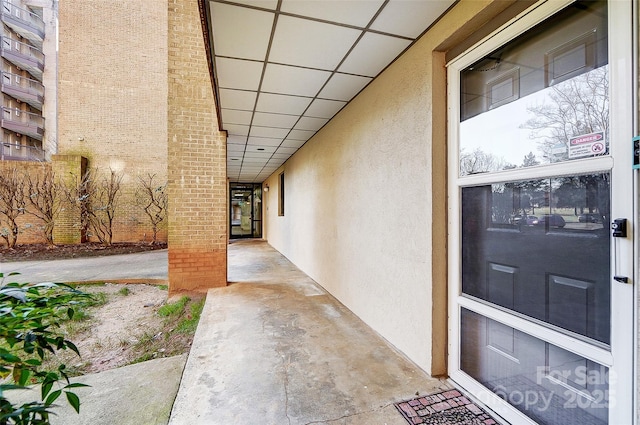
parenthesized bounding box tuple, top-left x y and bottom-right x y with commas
(135, 173, 167, 245)
(0, 168, 26, 248)
(87, 168, 123, 246)
(521, 66, 609, 162)
(460, 147, 508, 175)
(24, 169, 60, 246)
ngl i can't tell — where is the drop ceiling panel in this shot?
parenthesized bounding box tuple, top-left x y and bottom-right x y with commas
(231, 0, 278, 10)
(219, 89, 257, 110)
(210, 3, 274, 60)
(227, 135, 248, 145)
(243, 153, 274, 160)
(339, 32, 412, 77)
(287, 129, 316, 141)
(215, 57, 263, 90)
(305, 99, 347, 119)
(270, 153, 291, 160)
(221, 109, 253, 126)
(244, 146, 277, 154)
(242, 157, 270, 164)
(249, 126, 290, 139)
(280, 0, 384, 27)
(295, 116, 328, 132)
(276, 146, 300, 155)
(255, 93, 313, 115)
(252, 112, 299, 128)
(269, 15, 361, 70)
(281, 139, 306, 149)
(261, 63, 331, 97)
(369, 0, 452, 38)
(227, 146, 246, 155)
(247, 136, 282, 146)
(225, 124, 250, 136)
(241, 165, 263, 174)
(209, 0, 456, 183)
(318, 73, 372, 101)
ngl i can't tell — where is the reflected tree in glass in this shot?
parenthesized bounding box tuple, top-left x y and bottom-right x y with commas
(521, 66, 609, 163)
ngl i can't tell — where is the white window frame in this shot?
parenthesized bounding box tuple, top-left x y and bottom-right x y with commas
(446, 1, 636, 424)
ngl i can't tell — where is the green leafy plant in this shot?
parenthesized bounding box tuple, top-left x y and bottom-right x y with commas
(0, 273, 89, 425)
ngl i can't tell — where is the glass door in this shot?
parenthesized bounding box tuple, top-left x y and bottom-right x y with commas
(230, 184, 263, 239)
(447, 1, 635, 424)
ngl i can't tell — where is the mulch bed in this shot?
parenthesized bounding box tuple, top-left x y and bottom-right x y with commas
(395, 389, 498, 425)
(0, 242, 167, 262)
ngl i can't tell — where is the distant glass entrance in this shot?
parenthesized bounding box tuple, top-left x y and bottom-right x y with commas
(230, 184, 262, 239)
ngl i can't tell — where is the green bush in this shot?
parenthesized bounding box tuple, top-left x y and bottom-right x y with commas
(0, 272, 89, 425)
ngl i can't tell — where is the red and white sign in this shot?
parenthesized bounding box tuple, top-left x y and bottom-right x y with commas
(568, 131, 606, 158)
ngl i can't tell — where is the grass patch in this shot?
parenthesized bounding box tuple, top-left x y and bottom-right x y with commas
(176, 298, 205, 334)
(117, 286, 130, 296)
(126, 296, 205, 366)
(158, 296, 189, 317)
(158, 285, 168, 291)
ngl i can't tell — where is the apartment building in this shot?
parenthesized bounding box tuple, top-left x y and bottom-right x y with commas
(0, 0, 54, 162)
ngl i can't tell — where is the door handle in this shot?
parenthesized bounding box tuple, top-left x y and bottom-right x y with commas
(612, 218, 630, 284)
(612, 218, 627, 237)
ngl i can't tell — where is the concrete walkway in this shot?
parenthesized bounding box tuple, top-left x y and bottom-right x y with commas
(3, 241, 450, 425)
(169, 240, 449, 424)
(0, 249, 168, 283)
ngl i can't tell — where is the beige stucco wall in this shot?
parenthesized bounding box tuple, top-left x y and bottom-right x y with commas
(263, 0, 515, 375)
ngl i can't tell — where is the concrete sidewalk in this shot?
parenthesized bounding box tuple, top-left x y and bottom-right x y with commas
(0, 249, 168, 283)
(169, 240, 449, 424)
(4, 241, 451, 425)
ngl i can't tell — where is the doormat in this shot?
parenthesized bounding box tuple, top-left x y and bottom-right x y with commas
(395, 389, 498, 425)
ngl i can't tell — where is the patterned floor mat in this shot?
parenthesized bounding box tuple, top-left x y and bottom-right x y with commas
(395, 389, 498, 425)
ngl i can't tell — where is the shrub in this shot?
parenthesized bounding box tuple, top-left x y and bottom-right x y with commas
(0, 273, 89, 425)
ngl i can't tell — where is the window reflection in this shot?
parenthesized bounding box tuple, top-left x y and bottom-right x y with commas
(462, 173, 610, 343)
(488, 174, 609, 232)
(459, 0, 608, 176)
(461, 309, 609, 425)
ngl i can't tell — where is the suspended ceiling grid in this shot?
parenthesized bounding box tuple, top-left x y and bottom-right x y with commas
(207, 0, 456, 183)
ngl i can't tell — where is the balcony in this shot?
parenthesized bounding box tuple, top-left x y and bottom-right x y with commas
(1, 72, 43, 109)
(1, 1, 44, 48)
(0, 36, 44, 80)
(1, 107, 44, 141)
(0, 141, 44, 161)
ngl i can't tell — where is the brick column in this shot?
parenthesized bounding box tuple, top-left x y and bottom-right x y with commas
(167, 0, 227, 295)
(51, 155, 87, 244)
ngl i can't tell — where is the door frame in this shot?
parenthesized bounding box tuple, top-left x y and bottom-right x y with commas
(229, 183, 263, 239)
(446, 1, 636, 423)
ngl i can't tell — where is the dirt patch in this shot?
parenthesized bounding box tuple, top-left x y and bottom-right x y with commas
(49, 282, 202, 376)
(2, 242, 194, 376)
(1, 242, 167, 262)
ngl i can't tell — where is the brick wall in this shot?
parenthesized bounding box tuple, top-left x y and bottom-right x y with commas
(57, 0, 169, 244)
(0, 160, 50, 245)
(0, 158, 84, 246)
(167, 0, 227, 294)
(51, 155, 87, 244)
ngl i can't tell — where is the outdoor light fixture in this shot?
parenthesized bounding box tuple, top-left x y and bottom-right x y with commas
(264, 185, 269, 192)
